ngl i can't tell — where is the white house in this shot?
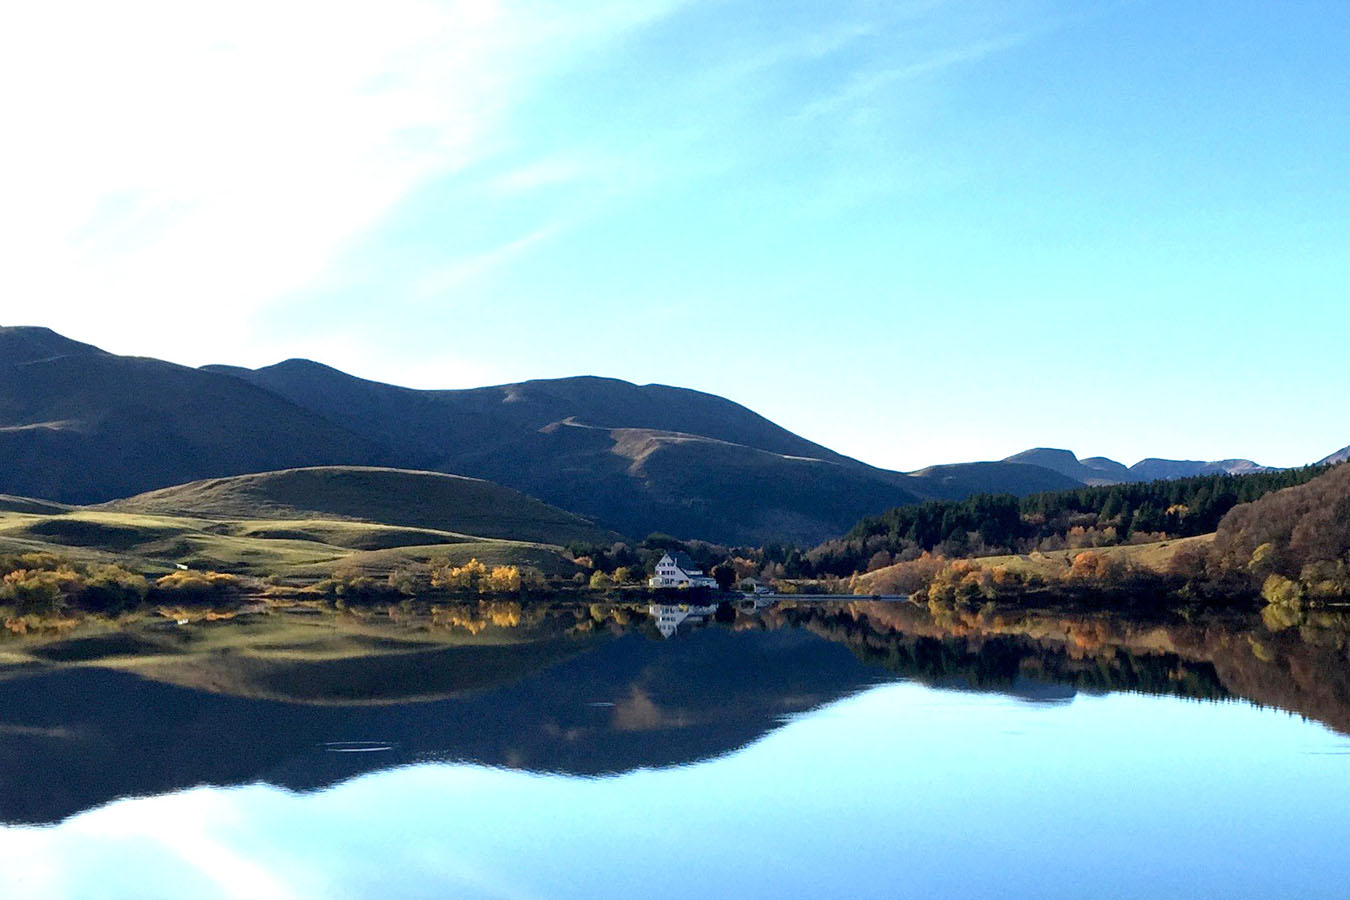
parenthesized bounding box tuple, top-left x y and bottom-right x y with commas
(648, 552, 718, 589)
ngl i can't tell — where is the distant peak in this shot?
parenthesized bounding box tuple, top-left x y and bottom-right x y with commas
(0, 326, 107, 365)
(1005, 447, 1081, 463)
(263, 358, 340, 373)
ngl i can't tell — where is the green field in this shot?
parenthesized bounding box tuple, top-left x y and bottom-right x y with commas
(970, 534, 1213, 575)
(853, 534, 1213, 594)
(0, 466, 608, 579)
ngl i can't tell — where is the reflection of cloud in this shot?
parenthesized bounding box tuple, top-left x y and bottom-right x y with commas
(0, 774, 550, 900)
(612, 686, 691, 731)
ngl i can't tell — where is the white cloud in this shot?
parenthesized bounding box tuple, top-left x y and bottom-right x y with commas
(0, 0, 689, 360)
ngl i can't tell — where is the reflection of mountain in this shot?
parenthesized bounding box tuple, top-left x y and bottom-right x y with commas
(3, 601, 1348, 826)
(0, 627, 884, 825)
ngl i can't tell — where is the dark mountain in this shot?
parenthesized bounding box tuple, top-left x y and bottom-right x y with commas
(0, 327, 380, 503)
(2, 327, 936, 543)
(203, 358, 929, 544)
(202, 360, 854, 469)
(0, 325, 1294, 546)
(0, 326, 106, 365)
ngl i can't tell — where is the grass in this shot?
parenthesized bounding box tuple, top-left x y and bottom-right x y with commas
(851, 534, 1214, 595)
(0, 465, 614, 579)
(102, 466, 615, 546)
(0, 503, 582, 579)
(962, 534, 1214, 576)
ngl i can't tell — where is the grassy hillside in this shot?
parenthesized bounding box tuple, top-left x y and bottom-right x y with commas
(104, 466, 615, 547)
(0, 467, 611, 579)
(849, 534, 1216, 597)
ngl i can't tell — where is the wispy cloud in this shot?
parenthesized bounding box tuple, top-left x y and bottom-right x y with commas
(0, 0, 691, 357)
(0, 0, 1067, 377)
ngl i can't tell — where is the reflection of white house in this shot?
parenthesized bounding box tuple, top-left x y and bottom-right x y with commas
(650, 603, 717, 638)
(648, 552, 717, 589)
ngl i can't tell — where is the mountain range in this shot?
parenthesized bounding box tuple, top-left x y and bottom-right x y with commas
(1001, 447, 1272, 486)
(0, 326, 1337, 545)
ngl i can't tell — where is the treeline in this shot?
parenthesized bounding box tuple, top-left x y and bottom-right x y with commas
(563, 534, 786, 591)
(1, 552, 241, 630)
(844, 461, 1350, 614)
(1210, 462, 1350, 622)
(807, 468, 1328, 578)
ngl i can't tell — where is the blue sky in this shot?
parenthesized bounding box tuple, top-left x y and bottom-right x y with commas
(3, 0, 1346, 470)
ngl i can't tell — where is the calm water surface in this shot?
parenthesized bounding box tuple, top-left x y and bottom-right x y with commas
(1, 600, 1347, 898)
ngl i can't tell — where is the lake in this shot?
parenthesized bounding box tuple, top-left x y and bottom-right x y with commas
(1, 598, 1347, 898)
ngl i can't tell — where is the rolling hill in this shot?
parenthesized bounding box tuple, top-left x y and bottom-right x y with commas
(0, 467, 609, 578)
(104, 466, 614, 547)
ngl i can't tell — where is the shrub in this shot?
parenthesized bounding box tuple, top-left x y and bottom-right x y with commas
(0, 568, 76, 613)
(154, 570, 239, 599)
(431, 558, 488, 592)
(81, 565, 149, 612)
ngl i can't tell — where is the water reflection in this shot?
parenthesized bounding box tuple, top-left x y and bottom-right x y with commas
(3, 682, 1349, 899)
(0, 596, 1347, 831)
(649, 602, 717, 637)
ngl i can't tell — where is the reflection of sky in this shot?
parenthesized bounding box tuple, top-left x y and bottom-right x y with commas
(5, 683, 1349, 899)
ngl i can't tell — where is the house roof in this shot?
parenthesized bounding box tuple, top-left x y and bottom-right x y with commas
(666, 551, 701, 573)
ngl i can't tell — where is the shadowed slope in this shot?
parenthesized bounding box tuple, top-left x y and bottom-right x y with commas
(906, 461, 1080, 497)
(210, 360, 1085, 543)
(0, 327, 380, 503)
(207, 360, 854, 467)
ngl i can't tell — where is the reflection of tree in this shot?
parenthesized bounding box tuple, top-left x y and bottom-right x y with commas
(775, 605, 1229, 701)
(764, 600, 1350, 735)
(429, 600, 523, 633)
